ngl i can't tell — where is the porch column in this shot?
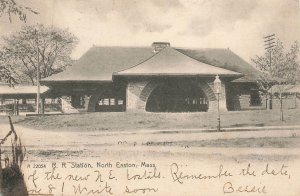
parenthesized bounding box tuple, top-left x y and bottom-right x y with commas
(41, 98, 45, 114)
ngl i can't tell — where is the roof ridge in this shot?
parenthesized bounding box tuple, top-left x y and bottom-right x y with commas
(175, 47, 229, 50)
(113, 47, 166, 74)
(91, 45, 151, 49)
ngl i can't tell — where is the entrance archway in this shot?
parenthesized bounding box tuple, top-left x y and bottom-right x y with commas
(146, 81, 208, 112)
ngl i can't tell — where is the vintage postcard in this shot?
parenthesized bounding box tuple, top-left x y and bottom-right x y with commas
(0, 0, 300, 195)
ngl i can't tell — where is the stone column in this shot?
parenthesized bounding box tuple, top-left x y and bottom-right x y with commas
(207, 81, 228, 112)
(126, 80, 150, 112)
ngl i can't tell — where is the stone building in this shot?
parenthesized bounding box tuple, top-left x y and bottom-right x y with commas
(42, 42, 264, 113)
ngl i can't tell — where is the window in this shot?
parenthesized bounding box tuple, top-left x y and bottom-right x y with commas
(118, 99, 124, 105)
(250, 90, 262, 106)
(98, 99, 109, 106)
(185, 98, 189, 104)
(185, 98, 207, 105)
(199, 98, 203, 104)
(193, 99, 197, 104)
(110, 98, 115, 105)
(103, 99, 109, 105)
(98, 98, 121, 106)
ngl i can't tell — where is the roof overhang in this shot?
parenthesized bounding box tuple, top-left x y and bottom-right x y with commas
(114, 73, 243, 78)
(41, 80, 112, 84)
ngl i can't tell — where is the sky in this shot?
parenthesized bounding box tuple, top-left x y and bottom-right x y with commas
(0, 0, 300, 63)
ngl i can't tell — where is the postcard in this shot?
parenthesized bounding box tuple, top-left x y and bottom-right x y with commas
(0, 0, 300, 195)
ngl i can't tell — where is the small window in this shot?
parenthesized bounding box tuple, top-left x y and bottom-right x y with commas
(193, 99, 197, 105)
(118, 99, 124, 105)
(110, 98, 115, 105)
(186, 98, 189, 104)
(103, 99, 109, 105)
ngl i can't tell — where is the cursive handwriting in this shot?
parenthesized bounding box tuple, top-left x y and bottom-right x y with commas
(127, 167, 161, 180)
(170, 163, 232, 184)
(65, 173, 90, 181)
(261, 164, 290, 178)
(45, 168, 62, 180)
(240, 164, 256, 177)
(73, 182, 113, 195)
(125, 185, 159, 194)
(223, 181, 267, 194)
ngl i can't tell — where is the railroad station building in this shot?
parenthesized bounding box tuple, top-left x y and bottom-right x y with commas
(42, 42, 265, 113)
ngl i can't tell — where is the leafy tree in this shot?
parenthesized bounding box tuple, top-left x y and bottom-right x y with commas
(0, 0, 38, 22)
(0, 24, 79, 85)
(252, 39, 300, 120)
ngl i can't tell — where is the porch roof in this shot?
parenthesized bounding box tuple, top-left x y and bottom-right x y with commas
(0, 84, 49, 96)
(115, 47, 242, 77)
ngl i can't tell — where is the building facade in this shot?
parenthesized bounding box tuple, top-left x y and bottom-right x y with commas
(42, 42, 264, 113)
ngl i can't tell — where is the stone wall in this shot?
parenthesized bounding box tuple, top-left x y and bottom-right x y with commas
(126, 80, 158, 112)
(126, 78, 228, 112)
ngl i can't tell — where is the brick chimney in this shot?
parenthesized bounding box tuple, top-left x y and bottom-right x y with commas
(152, 42, 170, 53)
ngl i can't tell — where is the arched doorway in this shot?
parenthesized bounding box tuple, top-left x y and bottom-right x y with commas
(146, 81, 208, 112)
(90, 86, 126, 112)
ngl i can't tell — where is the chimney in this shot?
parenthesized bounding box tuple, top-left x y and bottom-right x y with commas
(151, 42, 170, 53)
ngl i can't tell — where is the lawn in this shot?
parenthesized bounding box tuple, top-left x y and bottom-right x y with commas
(5, 108, 300, 132)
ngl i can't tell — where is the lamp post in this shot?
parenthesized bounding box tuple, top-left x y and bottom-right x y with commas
(214, 75, 221, 131)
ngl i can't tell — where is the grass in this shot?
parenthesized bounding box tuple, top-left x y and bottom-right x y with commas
(4, 109, 300, 132)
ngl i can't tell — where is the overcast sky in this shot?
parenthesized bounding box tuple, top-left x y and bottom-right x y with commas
(0, 0, 299, 63)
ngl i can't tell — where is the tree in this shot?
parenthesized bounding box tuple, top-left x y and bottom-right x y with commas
(0, 24, 79, 85)
(0, 0, 38, 22)
(0, 65, 18, 85)
(252, 39, 300, 121)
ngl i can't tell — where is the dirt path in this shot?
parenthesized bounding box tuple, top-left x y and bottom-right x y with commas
(0, 123, 299, 162)
(1, 123, 300, 195)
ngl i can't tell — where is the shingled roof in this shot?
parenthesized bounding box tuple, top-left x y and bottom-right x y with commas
(0, 84, 49, 98)
(42, 46, 154, 82)
(116, 47, 242, 77)
(177, 48, 261, 82)
(42, 45, 259, 83)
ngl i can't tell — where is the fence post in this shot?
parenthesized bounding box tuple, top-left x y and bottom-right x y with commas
(41, 98, 45, 114)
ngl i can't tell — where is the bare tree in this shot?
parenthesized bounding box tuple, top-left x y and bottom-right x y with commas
(252, 39, 300, 121)
(0, 0, 38, 22)
(0, 65, 17, 85)
(0, 24, 79, 85)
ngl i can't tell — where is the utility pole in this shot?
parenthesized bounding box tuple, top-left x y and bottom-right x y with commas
(264, 34, 276, 110)
(264, 34, 276, 66)
(35, 29, 41, 114)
